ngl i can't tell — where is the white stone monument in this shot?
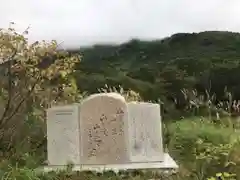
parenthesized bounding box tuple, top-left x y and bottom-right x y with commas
(44, 93, 178, 172)
(127, 102, 164, 162)
(79, 93, 129, 164)
(46, 104, 81, 165)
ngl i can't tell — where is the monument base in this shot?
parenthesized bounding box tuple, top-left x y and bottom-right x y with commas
(41, 153, 178, 173)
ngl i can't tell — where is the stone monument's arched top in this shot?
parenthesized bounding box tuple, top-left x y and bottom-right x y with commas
(80, 92, 126, 105)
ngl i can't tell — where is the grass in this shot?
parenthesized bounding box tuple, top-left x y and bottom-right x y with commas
(165, 117, 240, 180)
(0, 117, 239, 180)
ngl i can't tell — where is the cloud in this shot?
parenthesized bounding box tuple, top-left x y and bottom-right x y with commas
(0, 0, 240, 48)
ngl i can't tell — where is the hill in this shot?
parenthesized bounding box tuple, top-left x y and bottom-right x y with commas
(69, 31, 240, 108)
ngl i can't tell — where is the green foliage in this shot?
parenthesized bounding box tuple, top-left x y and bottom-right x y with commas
(208, 172, 237, 180)
(0, 23, 81, 158)
(0, 163, 175, 180)
(166, 119, 240, 179)
(0, 116, 239, 180)
(70, 31, 240, 118)
(1, 23, 240, 180)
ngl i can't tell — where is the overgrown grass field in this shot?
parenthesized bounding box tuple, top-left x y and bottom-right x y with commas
(0, 117, 239, 180)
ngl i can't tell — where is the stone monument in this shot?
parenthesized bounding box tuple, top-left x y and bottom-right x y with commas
(80, 93, 129, 164)
(44, 93, 178, 172)
(127, 102, 164, 162)
(46, 104, 81, 165)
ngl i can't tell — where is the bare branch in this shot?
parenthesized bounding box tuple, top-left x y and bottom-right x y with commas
(0, 49, 17, 122)
(0, 76, 40, 128)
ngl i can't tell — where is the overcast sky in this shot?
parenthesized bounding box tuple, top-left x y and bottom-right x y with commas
(0, 0, 240, 48)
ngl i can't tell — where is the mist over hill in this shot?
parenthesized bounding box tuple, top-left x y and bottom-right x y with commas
(65, 31, 240, 115)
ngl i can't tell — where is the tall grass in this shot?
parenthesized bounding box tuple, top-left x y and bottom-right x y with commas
(0, 86, 239, 180)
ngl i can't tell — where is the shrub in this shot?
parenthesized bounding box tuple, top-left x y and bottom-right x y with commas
(165, 118, 240, 179)
(0, 23, 81, 158)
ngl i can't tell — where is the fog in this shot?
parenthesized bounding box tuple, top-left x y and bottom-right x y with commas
(0, 0, 240, 48)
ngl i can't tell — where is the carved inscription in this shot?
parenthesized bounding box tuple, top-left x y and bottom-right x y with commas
(87, 109, 124, 158)
(46, 105, 81, 165)
(127, 102, 164, 162)
(80, 93, 128, 164)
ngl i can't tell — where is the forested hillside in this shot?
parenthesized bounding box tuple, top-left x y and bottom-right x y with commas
(0, 26, 240, 180)
(69, 31, 240, 115)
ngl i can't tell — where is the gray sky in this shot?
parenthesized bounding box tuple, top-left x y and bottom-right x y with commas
(0, 0, 240, 48)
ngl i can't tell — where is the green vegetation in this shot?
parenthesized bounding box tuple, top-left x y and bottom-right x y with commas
(0, 24, 240, 179)
(72, 31, 240, 119)
(166, 119, 240, 179)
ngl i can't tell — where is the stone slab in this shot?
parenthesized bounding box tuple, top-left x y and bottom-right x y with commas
(127, 102, 164, 162)
(46, 104, 81, 166)
(79, 93, 129, 165)
(42, 153, 178, 173)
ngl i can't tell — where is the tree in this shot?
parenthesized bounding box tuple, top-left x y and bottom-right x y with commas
(0, 23, 81, 153)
